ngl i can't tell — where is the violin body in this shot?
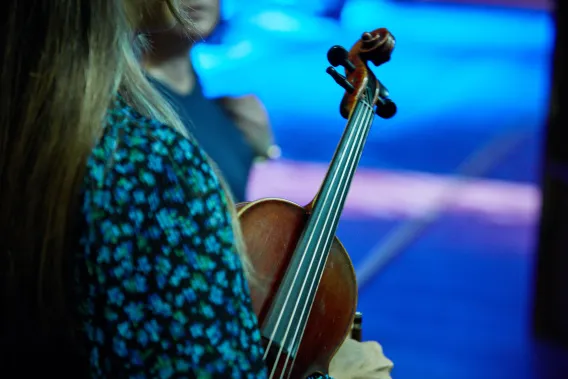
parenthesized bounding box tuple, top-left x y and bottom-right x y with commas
(237, 199, 357, 378)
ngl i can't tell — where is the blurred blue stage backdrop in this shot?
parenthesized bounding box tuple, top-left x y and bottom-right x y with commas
(190, 1, 566, 378)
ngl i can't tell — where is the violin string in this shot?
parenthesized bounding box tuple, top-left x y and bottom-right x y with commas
(268, 99, 374, 379)
(279, 101, 374, 378)
(280, 103, 373, 378)
(262, 206, 326, 360)
(261, 98, 370, 363)
(262, 101, 368, 367)
(283, 103, 373, 377)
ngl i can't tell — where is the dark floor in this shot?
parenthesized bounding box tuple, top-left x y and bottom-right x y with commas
(342, 216, 538, 379)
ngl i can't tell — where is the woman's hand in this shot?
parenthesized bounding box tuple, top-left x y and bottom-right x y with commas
(329, 338, 394, 379)
(216, 95, 279, 160)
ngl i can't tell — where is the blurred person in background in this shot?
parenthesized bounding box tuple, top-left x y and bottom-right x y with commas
(143, 0, 280, 202)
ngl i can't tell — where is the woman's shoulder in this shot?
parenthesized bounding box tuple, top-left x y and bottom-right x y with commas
(80, 95, 234, 246)
(97, 96, 205, 170)
(85, 96, 223, 202)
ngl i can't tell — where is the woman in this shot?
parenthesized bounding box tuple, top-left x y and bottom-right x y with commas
(0, 1, 392, 378)
(143, 0, 277, 202)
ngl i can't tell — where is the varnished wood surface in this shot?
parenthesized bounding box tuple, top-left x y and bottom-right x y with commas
(238, 199, 357, 378)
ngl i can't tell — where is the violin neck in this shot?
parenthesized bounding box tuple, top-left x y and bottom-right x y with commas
(310, 96, 375, 229)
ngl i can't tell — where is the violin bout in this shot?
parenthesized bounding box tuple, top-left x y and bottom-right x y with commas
(237, 199, 358, 378)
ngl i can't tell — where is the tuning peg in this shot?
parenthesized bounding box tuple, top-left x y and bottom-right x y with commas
(375, 98, 397, 119)
(327, 46, 356, 73)
(326, 67, 355, 93)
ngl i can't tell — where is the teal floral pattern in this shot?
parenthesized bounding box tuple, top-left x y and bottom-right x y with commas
(74, 98, 333, 378)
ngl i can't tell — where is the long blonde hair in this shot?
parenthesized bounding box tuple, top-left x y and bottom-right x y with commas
(0, 0, 250, 341)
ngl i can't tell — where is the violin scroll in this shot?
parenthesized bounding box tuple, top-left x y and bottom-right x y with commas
(359, 30, 395, 66)
(326, 28, 396, 120)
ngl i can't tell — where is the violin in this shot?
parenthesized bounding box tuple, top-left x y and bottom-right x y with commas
(237, 28, 397, 379)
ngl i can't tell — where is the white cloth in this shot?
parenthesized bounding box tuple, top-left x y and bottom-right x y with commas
(329, 338, 394, 379)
